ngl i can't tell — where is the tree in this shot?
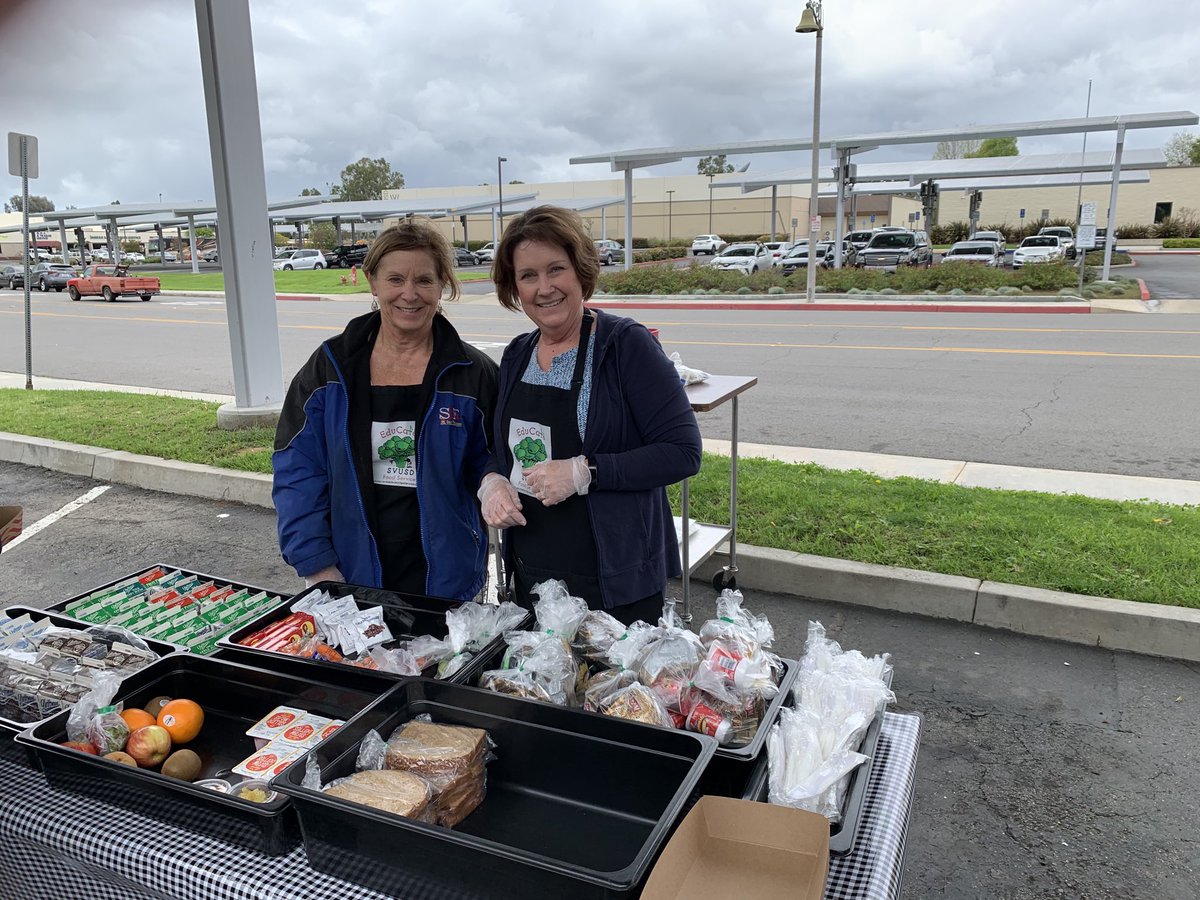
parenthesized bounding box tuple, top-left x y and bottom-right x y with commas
(1163, 132, 1200, 166)
(697, 154, 735, 176)
(508, 179, 525, 184)
(8, 194, 55, 213)
(306, 221, 338, 251)
(332, 157, 405, 201)
(965, 137, 1019, 158)
(274, 232, 290, 247)
(933, 138, 982, 159)
(300, 187, 322, 196)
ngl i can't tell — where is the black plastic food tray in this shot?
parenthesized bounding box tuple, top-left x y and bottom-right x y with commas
(740, 672, 892, 856)
(0, 605, 181, 765)
(273, 678, 717, 900)
(16, 652, 380, 855)
(217, 580, 531, 688)
(48, 563, 281, 613)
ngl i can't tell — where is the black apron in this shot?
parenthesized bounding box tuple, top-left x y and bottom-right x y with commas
(370, 364, 433, 595)
(504, 312, 602, 608)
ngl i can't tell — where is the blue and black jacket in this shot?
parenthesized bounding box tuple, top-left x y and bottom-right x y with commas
(273, 310, 498, 600)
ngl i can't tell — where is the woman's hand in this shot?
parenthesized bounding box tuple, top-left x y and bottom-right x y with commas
(478, 473, 526, 528)
(303, 565, 344, 588)
(525, 456, 591, 506)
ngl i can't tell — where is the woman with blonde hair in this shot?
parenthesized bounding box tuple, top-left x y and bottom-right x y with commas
(274, 220, 497, 599)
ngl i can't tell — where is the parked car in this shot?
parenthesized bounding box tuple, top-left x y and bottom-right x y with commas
(1038, 226, 1076, 259)
(594, 239, 624, 266)
(273, 248, 326, 271)
(1012, 235, 1065, 269)
(762, 241, 794, 267)
(2, 264, 22, 289)
(474, 242, 497, 264)
(121, 251, 146, 264)
(690, 234, 727, 256)
(201, 248, 219, 263)
(1091, 227, 1119, 254)
(325, 244, 369, 268)
(970, 230, 1007, 257)
(29, 262, 78, 292)
(779, 242, 830, 275)
(452, 247, 479, 267)
(855, 230, 933, 272)
(711, 242, 772, 274)
(942, 241, 1004, 267)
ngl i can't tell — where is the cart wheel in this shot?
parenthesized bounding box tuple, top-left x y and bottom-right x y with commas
(712, 571, 737, 591)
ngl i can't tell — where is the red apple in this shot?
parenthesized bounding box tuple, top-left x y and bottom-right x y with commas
(125, 725, 172, 767)
(61, 741, 98, 755)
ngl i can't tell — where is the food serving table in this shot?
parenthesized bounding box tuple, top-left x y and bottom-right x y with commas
(678, 374, 757, 623)
(0, 711, 919, 900)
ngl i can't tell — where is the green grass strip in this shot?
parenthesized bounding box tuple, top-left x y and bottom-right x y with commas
(2, 389, 1196, 609)
(154, 268, 489, 295)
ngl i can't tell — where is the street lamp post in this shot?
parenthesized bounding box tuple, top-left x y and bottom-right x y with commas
(707, 175, 714, 231)
(666, 189, 675, 242)
(497, 156, 508, 233)
(796, 1, 823, 303)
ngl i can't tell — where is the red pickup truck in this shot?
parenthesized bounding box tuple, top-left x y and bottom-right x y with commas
(67, 266, 161, 302)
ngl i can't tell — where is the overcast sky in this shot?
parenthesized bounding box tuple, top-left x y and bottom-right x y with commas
(1, 0, 1197, 209)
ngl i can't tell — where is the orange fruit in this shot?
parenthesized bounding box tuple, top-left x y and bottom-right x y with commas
(157, 699, 204, 743)
(120, 708, 157, 732)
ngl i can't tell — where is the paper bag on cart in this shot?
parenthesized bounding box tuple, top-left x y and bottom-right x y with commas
(640, 795, 829, 900)
(0, 506, 22, 550)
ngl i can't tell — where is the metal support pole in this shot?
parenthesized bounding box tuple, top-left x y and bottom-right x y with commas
(188, 213, 200, 273)
(155, 224, 164, 264)
(176, 226, 183, 262)
(1101, 124, 1125, 282)
(805, 9, 823, 302)
(108, 220, 118, 265)
(460, 214, 468, 250)
(194, 0, 285, 414)
(834, 148, 849, 268)
(623, 167, 633, 272)
(770, 185, 778, 241)
(491, 208, 498, 244)
(497, 156, 506, 235)
(680, 475, 691, 623)
(666, 190, 674, 242)
(332, 215, 341, 247)
(20, 139, 32, 390)
(58, 221, 69, 265)
(601, 206, 606, 240)
(727, 394, 740, 580)
(350, 221, 356, 245)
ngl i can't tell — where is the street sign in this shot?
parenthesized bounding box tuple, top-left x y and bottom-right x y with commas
(791, 217, 798, 227)
(914, 211, 921, 220)
(7, 132, 38, 179)
(1019, 208, 1025, 219)
(1080, 201, 1097, 226)
(810, 215, 821, 233)
(869, 214, 876, 223)
(1077, 225, 1097, 249)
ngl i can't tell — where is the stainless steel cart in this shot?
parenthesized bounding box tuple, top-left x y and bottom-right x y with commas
(678, 374, 757, 622)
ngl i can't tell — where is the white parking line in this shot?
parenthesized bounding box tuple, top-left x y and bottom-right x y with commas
(4, 486, 111, 552)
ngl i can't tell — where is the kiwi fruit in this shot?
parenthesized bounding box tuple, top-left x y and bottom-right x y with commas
(161, 748, 202, 782)
(144, 695, 173, 717)
(104, 751, 138, 767)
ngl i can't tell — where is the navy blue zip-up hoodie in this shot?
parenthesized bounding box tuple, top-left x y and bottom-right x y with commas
(273, 311, 497, 600)
(489, 308, 702, 608)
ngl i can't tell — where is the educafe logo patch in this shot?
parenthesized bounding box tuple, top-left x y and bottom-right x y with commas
(439, 406, 463, 427)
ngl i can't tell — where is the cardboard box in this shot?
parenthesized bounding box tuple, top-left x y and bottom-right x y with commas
(641, 796, 829, 900)
(0, 506, 22, 549)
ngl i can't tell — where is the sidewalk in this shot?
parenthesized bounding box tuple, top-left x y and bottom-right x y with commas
(2, 372, 1198, 662)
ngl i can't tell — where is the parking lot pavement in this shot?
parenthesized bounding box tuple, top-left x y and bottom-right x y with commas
(0, 461, 1197, 898)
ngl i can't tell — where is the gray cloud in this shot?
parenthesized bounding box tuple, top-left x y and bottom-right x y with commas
(0, 0, 1196, 208)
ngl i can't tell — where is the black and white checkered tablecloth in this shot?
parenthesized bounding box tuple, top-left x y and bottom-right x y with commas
(0, 712, 920, 900)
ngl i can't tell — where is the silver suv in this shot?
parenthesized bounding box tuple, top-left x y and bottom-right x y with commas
(594, 239, 624, 266)
(273, 248, 326, 271)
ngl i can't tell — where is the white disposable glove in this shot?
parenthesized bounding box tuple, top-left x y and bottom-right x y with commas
(303, 565, 344, 588)
(525, 455, 591, 507)
(478, 473, 526, 528)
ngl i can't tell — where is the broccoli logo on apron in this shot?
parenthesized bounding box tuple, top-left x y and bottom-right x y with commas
(514, 436, 547, 469)
(378, 434, 415, 467)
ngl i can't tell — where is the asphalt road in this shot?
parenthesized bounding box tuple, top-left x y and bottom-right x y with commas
(1129, 254, 1200, 299)
(1, 462, 1196, 900)
(3, 289, 1199, 481)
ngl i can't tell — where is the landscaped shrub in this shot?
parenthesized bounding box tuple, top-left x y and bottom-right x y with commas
(1153, 208, 1200, 239)
(1163, 238, 1200, 248)
(1115, 223, 1151, 239)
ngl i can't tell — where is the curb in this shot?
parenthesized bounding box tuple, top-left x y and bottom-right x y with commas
(1137, 278, 1151, 301)
(588, 297, 1092, 314)
(2, 431, 1197, 663)
(692, 547, 1200, 663)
